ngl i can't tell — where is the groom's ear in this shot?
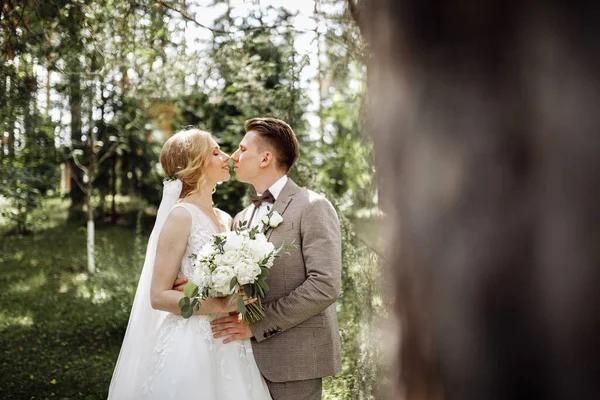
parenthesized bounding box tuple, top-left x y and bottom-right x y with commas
(259, 151, 274, 168)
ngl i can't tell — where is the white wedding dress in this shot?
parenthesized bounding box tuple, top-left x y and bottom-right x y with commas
(142, 203, 271, 400)
(109, 186, 271, 400)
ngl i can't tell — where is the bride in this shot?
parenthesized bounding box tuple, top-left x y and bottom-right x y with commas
(108, 128, 271, 399)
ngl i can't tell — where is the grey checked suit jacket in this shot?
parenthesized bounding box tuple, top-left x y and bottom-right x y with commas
(233, 179, 342, 383)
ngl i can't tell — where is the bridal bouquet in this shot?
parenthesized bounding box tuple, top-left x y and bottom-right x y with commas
(178, 211, 290, 323)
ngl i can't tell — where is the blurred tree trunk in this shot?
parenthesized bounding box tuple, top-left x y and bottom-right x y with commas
(67, 5, 85, 222)
(68, 66, 85, 221)
(364, 1, 600, 400)
(111, 155, 118, 223)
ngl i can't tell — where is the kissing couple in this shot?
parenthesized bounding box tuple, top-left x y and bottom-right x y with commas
(108, 118, 342, 400)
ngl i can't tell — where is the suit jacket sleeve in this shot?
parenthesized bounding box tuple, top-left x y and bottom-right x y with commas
(250, 196, 342, 342)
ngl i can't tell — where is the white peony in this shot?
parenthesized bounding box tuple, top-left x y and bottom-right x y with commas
(233, 261, 262, 285)
(213, 253, 225, 266)
(211, 265, 236, 295)
(247, 235, 275, 262)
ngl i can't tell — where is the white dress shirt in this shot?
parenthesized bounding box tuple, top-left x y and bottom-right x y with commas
(250, 175, 288, 230)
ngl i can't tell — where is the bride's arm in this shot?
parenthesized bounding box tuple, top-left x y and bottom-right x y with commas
(150, 208, 232, 315)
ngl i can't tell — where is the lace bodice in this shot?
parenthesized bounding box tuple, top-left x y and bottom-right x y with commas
(171, 203, 232, 279)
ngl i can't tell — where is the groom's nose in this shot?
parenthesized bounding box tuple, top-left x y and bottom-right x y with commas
(231, 150, 240, 162)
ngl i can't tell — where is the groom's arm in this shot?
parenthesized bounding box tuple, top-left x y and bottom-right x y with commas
(250, 196, 342, 342)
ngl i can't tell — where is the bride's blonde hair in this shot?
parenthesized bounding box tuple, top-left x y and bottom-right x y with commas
(160, 128, 214, 198)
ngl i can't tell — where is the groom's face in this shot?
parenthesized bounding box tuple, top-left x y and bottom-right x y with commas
(231, 131, 264, 185)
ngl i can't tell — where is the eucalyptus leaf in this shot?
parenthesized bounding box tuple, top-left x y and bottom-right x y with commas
(236, 296, 246, 314)
(178, 297, 189, 309)
(183, 283, 198, 298)
(181, 304, 192, 319)
(229, 277, 238, 291)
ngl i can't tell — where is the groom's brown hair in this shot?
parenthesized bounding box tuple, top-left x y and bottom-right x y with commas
(245, 117, 299, 172)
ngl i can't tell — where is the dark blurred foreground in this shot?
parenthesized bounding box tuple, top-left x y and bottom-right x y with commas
(364, 1, 600, 399)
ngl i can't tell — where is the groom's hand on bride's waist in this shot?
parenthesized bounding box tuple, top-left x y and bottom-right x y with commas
(211, 313, 254, 344)
(172, 277, 188, 291)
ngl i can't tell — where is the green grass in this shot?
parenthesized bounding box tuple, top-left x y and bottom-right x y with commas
(0, 211, 147, 399)
(0, 199, 381, 399)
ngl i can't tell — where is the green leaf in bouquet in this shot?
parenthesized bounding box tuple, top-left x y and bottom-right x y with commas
(236, 296, 246, 314)
(178, 297, 190, 309)
(244, 284, 253, 298)
(259, 267, 269, 279)
(191, 298, 200, 311)
(183, 283, 198, 298)
(180, 304, 193, 318)
(227, 293, 236, 306)
(229, 276, 239, 291)
(256, 283, 265, 298)
(258, 279, 269, 292)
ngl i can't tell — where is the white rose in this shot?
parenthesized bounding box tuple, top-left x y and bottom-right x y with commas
(233, 261, 262, 285)
(223, 231, 245, 251)
(269, 211, 283, 227)
(211, 265, 236, 295)
(221, 250, 242, 266)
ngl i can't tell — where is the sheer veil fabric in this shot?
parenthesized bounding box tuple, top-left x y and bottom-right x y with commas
(108, 179, 182, 399)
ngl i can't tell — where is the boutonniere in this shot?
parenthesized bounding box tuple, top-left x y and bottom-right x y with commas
(261, 208, 283, 232)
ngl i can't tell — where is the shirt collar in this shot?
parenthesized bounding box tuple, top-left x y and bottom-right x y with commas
(260, 175, 288, 201)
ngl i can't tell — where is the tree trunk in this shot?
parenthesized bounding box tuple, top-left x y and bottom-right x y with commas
(365, 1, 600, 399)
(46, 24, 53, 115)
(111, 156, 117, 223)
(86, 188, 95, 274)
(67, 6, 85, 222)
(68, 68, 85, 221)
(86, 144, 97, 273)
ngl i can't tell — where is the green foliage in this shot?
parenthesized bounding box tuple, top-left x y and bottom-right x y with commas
(0, 212, 146, 398)
(324, 211, 385, 400)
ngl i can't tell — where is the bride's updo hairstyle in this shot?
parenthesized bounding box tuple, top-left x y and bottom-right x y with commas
(160, 128, 214, 198)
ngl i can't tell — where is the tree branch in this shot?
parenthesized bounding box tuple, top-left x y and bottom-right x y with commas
(154, 0, 309, 35)
(97, 142, 118, 166)
(154, 0, 230, 34)
(69, 165, 86, 193)
(72, 153, 89, 176)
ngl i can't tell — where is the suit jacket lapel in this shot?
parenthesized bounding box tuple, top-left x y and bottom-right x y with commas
(266, 179, 298, 241)
(234, 205, 254, 231)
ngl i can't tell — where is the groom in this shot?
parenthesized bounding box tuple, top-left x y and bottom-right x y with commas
(213, 117, 341, 399)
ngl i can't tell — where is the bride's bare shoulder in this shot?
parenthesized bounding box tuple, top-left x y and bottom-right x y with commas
(163, 206, 193, 230)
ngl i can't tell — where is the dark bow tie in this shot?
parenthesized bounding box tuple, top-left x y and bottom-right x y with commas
(249, 190, 275, 208)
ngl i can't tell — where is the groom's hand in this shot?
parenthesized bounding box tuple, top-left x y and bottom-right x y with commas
(211, 313, 253, 344)
(172, 277, 188, 291)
